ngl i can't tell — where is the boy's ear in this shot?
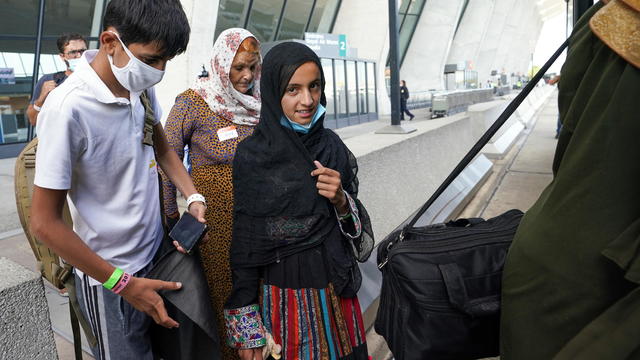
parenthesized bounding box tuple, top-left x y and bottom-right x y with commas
(100, 31, 119, 56)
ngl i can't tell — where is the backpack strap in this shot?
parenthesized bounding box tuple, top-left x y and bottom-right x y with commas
(140, 91, 155, 147)
(14, 138, 73, 288)
(14, 138, 98, 356)
(139, 90, 172, 234)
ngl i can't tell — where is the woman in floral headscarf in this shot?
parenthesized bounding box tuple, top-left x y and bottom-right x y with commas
(161, 28, 261, 359)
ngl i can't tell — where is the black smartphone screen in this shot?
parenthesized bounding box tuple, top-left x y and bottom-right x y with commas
(168, 211, 208, 254)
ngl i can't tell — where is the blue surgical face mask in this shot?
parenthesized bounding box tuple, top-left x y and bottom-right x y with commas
(280, 104, 326, 134)
(67, 58, 81, 72)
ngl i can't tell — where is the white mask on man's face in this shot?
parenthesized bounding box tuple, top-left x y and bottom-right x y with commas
(107, 31, 165, 92)
(66, 58, 81, 72)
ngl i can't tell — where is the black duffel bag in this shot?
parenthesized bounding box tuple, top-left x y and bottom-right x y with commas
(374, 40, 569, 360)
(375, 210, 523, 359)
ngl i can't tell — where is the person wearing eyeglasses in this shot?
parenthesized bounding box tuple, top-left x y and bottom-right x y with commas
(26, 33, 88, 126)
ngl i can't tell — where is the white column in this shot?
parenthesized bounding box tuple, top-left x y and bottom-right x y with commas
(474, 0, 513, 84)
(447, 0, 495, 73)
(401, 0, 465, 91)
(155, 0, 219, 123)
(332, 0, 390, 114)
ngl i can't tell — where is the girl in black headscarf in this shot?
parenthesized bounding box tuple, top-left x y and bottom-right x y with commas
(223, 42, 374, 360)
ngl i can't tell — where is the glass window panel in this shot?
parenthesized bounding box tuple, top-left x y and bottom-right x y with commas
(40, 54, 60, 75)
(321, 58, 335, 122)
(357, 61, 367, 114)
(3, 53, 27, 77)
(0, 1, 38, 35)
(346, 60, 357, 119)
(334, 59, 347, 119)
(307, 0, 326, 32)
(40, 39, 62, 57)
(0, 40, 36, 54)
(43, 0, 98, 37)
(0, 42, 34, 144)
(308, 0, 340, 33)
(399, 14, 418, 60)
(407, 0, 425, 15)
(277, 0, 313, 40)
(215, 0, 250, 41)
(367, 62, 376, 114)
(399, 0, 411, 14)
(247, 0, 285, 42)
(19, 54, 35, 78)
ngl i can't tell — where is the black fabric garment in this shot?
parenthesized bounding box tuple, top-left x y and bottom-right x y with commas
(231, 41, 373, 297)
(400, 85, 409, 100)
(147, 242, 221, 359)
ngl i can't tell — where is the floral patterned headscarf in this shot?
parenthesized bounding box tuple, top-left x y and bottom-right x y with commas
(192, 28, 261, 126)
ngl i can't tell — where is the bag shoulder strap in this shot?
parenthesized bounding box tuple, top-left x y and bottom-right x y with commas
(140, 91, 156, 146)
(14, 138, 98, 356)
(139, 90, 171, 233)
(14, 138, 73, 288)
(401, 39, 569, 236)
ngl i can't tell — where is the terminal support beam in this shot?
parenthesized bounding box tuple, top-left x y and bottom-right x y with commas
(376, 0, 416, 134)
(388, 0, 401, 126)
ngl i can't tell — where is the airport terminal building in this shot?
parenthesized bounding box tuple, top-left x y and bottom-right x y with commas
(0, 0, 563, 155)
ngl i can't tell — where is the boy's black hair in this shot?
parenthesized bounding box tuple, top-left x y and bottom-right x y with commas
(103, 0, 190, 59)
(57, 33, 87, 53)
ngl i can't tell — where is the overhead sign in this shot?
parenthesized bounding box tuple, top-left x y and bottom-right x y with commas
(304, 33, 349, 58)
(0, 68, 15, 85)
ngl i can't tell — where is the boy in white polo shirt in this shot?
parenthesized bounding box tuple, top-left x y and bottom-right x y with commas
(30, 1, 205, 358)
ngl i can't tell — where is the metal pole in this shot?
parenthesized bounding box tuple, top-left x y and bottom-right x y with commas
(388, 0, 401, 126)
(572, 0, 593, 26)
(564, 0, 570, 39)
(27, 0, 46, 141)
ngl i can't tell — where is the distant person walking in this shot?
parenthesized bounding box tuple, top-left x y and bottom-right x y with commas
(400, 79, 414, 120)
(26, 33, 87, 126)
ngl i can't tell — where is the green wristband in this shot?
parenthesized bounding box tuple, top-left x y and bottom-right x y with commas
(103, 268, 124, 290)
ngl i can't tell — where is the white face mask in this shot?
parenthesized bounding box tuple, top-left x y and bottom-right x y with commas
(107, 31, 165, 92)
(67, 58, 81, 72)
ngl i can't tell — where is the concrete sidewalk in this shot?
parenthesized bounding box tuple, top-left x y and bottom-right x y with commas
(460, 90, 557, 220)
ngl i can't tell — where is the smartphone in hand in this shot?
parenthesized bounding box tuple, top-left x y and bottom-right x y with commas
(168, 211, 208, 254)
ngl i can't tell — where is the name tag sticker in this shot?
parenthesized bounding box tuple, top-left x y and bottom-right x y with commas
(217, 126, 238, 141)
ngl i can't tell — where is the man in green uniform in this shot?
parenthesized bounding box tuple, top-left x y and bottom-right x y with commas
(501, 0, 640, 358)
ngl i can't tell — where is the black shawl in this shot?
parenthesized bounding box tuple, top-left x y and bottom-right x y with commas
(230, 42, 373, 296)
